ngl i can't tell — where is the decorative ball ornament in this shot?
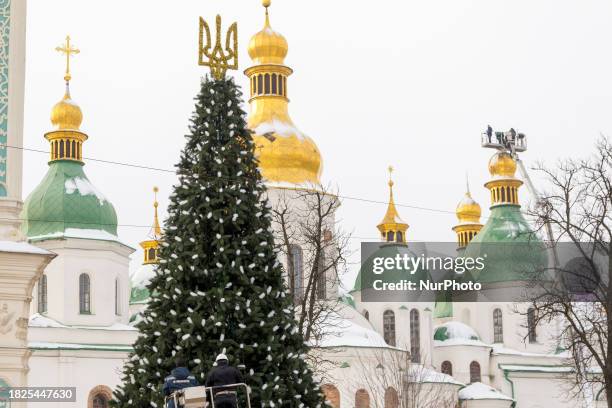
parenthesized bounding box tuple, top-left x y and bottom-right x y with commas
(263, 0, 271, 7)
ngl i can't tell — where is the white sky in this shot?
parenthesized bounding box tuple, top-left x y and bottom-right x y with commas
(23, 0, 612, 290)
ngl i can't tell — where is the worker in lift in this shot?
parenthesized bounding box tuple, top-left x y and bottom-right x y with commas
(163, 355, 199, 408)
(205, 353, 244, 408)
(486, 125, 493, 143)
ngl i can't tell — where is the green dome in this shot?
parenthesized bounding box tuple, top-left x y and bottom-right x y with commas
(130, 263, 156, 304)
(353, 243, 430, 292)
(22, 160, 118, 241)
(434, 321, 480, 342)
(464, 204, 547, 284)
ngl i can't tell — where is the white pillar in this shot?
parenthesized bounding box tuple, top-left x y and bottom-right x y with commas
(0, 0, 26, 241)
(0, 2, 57, 403)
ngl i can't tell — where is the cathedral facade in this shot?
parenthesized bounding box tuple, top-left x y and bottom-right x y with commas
(0, 1, 602, 408)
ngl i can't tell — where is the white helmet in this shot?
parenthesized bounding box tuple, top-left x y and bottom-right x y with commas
(215, 353, 228, 362)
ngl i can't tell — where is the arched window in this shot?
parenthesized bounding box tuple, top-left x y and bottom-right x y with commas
(527, 307, 537, 343)
(396, 231, 403, 242)
(72, 140, 77, 159)
(316, 253, 326, 300)
(38, 275, 48, 314)
(92, 393, 108, 408)
(271, 73, 278, 94)
(115, 279, 120, 316)
(384, 387, 399, 408)
(264, 73, 271, 94)
(469, 361, 481, 383)
(441, 360, 452, 376)
(321, 384, 340, 408)
(79, 273, 91, 314)
(257, 75, 263, 95)
(363, 310, 369, 321)
(288, 245, 303, 301)
(278, 75, 284, 95)
(410, 308, 420, 363)
(501, 187, 506, 202)
(355, 389, 370, 408)
(148, 247, 156, 262)
(383, 310, 396, 346)
(493, 308, 503, 343)
(59, 140, 65, 158)
(88, 385, 112, 408)
(283, 76, 287, 96)
(387, 231, 395, 242)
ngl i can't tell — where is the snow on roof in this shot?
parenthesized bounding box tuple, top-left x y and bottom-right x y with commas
(64, 176, 108, 205)
(434, 338, 490, 348)
(406, 365, 464, 386)
(130, 263, 156, 290)
(499, 364, 573, 373)
(253, 119, 306, 140)
(434, 320, 481, 339)
(0, 240, 53, 255)
(458, 382, 513, 401)
(317, 313, 392, 349)
(28, 228, 127, 245)
(29, 341, 133, 352)
(29, 313, 136, 331)
(491, 344, 569, 358)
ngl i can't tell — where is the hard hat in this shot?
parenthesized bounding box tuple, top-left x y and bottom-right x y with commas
(215, 353, 228, 362)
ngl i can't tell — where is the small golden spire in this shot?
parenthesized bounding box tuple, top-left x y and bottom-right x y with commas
(377, 166, 408, 243)
(140, 186, 162, 265)
(453, 175, 483, 249)
(263, 0, 271, 26)
(55, 35, 80, 83)
(152, 186, 162, 238)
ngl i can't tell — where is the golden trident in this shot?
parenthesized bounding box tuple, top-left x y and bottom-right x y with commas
(55, 35, 80, 83)
(198, 15, 238, 80)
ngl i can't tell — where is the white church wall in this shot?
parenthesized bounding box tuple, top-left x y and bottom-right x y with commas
(508, 374, 584, 408)
(30, 238, 133, 327)
(266, 186, 340, 299)
(28, 348, 130, 408)
(433, 344, 491, 386)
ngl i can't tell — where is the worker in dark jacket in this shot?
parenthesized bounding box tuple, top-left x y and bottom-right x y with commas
(205, 354, 244, 408)
(163, 356, 199, 408)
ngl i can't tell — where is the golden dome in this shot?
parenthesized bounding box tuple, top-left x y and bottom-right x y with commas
(488, 152, 517, 178)
(248, 2, 288, 65)
(456, 191, 481, 224)
(50, 85, 83, 130)
(245, 0, 322, 185)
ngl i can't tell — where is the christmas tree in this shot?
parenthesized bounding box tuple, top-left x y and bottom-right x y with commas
(112, 76, 326, 408)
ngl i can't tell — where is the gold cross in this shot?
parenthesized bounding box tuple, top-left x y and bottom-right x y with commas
(55, 36, 80, 83)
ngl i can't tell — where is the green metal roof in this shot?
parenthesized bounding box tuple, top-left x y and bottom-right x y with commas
(21, 160, 118, 240)
(463, 204, 547, 284)
(352, 243, 430, 292)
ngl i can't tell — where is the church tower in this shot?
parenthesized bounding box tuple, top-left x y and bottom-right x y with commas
(129, 187, 162, 322)
(23, 38, 134, 327)
(377, 167, 408, 243)
(0, 1, 56, 393)
(245, 0, 322, 186)
(452, 179, 483, 250)
(463, 151, 546, 284)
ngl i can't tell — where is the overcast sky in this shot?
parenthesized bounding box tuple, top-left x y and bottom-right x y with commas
(23, 0, 612, 290)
